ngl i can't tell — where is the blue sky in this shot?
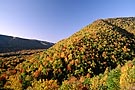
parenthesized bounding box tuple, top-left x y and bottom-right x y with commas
(0, 0, 135, 42)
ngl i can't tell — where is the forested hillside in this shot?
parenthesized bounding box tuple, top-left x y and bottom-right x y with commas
(0, 17, 135, 90)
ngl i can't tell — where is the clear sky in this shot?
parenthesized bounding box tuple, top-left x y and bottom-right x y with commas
(0, 0, 135, 43)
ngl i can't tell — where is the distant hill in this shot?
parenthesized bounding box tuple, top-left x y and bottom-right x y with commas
(0, 34, 54, 53)
(0, 17, 135, 90)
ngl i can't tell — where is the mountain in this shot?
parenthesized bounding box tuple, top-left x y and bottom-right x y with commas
(0, 34, 54, 53)
(0, 17, 135, 90)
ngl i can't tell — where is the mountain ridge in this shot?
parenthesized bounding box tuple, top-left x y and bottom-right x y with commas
(0, 34, 54, 53)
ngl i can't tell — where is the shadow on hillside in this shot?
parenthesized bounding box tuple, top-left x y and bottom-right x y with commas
(102, 20, 135, 38)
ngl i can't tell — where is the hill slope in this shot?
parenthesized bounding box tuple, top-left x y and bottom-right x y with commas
(0, 17, 135, 89)
(34, 17, 135, 79)
(0, 34, 54, 53)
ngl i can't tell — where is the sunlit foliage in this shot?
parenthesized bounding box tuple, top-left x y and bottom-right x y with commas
(0, 17, 135, 90)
